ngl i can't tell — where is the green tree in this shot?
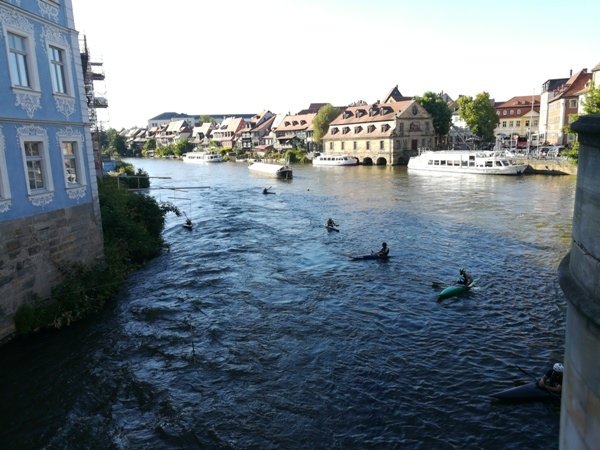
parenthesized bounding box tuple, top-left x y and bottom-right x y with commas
(457, 92, 499, 142)
(414, 92, 452, 148)
(102, 128, 127, 156)
(312, 104, 341, 144)
(582, 80, 600, 114)
(174, 140, 194, 157)
(200, 115, 213, 124)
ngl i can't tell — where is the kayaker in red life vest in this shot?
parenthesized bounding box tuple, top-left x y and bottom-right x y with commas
(457, 268, 473, 285)
(538, 363, 563, 394)
(374, 242, 389, 257)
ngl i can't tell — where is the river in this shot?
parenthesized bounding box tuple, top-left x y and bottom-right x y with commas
(0, 159, 576, 449)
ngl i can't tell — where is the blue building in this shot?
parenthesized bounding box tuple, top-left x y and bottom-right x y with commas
(0, 0, 103, 341)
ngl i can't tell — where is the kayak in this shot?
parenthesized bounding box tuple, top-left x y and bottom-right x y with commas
(491, 380, 560, 402)
(325, 225, 339, 232)
(350, 254, 389, 261)
(437, 278, 478, 300)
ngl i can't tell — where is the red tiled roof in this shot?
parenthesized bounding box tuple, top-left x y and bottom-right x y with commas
(330, 100, 413, 126)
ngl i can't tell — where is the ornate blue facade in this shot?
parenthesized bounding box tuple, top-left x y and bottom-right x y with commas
(0, 0, 104, 341)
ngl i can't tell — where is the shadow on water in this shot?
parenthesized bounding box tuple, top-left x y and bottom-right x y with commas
(0, 160, 574, 449)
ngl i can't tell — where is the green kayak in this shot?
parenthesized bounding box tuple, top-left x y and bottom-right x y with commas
(437, 278, 478, 300)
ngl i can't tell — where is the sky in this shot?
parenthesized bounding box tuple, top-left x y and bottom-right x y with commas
(70, 0, 600, 130)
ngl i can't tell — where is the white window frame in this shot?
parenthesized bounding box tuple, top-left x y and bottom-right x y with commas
(4, 28, 41, 92)
(0, 127, 11, 206)
(48, 45, 68, 94)
(57, 131, 86, 188)
(18, 127, 53, 196)
(44, 28, 75, 99)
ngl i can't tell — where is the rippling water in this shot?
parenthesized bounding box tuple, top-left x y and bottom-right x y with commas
(0, 159, 576, 449)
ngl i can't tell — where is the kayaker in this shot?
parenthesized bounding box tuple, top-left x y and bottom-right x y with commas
(538, 362, 563, 394)
(457, 268, 473, 285)
(374, 242, 389, 257)
(326, 218, 338, 228)
(262, 187, 270, 194)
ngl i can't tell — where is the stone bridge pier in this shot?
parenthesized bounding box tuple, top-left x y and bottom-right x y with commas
(558, 114, 600, 449)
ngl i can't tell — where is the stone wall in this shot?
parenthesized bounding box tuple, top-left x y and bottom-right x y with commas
(558, 114, 600, 449)
(0, 203, 104, 342)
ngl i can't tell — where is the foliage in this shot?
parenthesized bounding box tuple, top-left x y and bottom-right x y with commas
(312, 104, 341, 143)
(101, 128, 128, 157)
(582, 80, 600, 114)
(15, 169, 177, 336)
(284, 148, 309, 163)
(414, 91, 452, 140)
(143, 138, 157, 152)
(457, 92, 499, 142)
(200, 115, 213, 124)
(114, 162, 150, 189)
(174, 140, 194, 157)
(562, 141, 579, 163)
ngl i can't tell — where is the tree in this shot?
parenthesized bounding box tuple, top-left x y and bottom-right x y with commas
(457, 92, 499, 142)
(102, 128, 127, 156)
(200, 115, 213, 124)
(414, 92, 452, 148)
(582, 80, 600, 114)
(312, 104, 341, 144)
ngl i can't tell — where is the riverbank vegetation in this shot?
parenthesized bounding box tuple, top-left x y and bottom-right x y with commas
(14, 167, 178, 336)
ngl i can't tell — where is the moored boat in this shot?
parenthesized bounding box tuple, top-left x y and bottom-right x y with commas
(182, 151, 223, 163)
(408, 150, 527, 175)
(248, 162, 293, 179)
(313, 154, 358, 166)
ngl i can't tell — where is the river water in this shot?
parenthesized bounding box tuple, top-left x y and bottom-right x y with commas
(0, 159, 576, 449)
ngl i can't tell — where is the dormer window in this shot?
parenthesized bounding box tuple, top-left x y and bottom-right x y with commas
(300, 120, 306, 125)
(285, 121, 290, 126)
(292, 121, 298, 126)
(381, 124, 390, 132)
(342, 127, 350, 134)
(517, 109, 521, 114)
(356, 109, 365, 118)
(331, 127, 339, 135)
(354, 126, 362, 134)
(367, 125, 375, 133)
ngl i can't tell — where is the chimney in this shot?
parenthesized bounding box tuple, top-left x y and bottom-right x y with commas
(570, 69, 573, 76)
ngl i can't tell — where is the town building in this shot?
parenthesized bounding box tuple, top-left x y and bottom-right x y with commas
(321, 86, 434, 165)
(0, 0, 104, 341)
(546, 69, 592, 146)
(211, 117, 246, 148)
(274, 112, 317, 153)
(494, 95, 540, 148)
(240, 110, 276, 151)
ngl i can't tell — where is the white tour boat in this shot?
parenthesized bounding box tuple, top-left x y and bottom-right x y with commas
(407, 150, 528, 175)
(182, 151, 223, 163)
(248, 162, 293, 179)
(312, 154, 358, 166)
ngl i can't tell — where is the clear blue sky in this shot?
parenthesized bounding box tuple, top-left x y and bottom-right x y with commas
(70, 0, 600, 129)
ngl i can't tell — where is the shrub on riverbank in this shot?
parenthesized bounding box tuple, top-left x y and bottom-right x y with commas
(14, 175, 178, 336)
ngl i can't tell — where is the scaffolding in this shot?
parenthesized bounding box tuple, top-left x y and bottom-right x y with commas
(80, 36, 108, 173)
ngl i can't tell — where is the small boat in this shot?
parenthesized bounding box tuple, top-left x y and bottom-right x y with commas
(408, 150, 528, 175)
(249, 162, 293, 179)
(182, 220, 193, 230)
(350, 254, 389, 261)
(325, 225, 339, 232)
(182, 151, 223, 163)
(491, 380, 560, 402)
(313, 154, 358, 166)
(437, 278, 478, 300)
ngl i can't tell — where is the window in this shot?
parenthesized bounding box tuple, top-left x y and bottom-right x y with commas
(353, 141, 357, 150)
(329, 142, 333, 150)
(379, 141, 384, 150)
(8, 32, 31, 87)
(341, 142, 345, 150)
(49, 46, 67, 94)
(569, 99, 578, 108)
(516, 121, 520, 127)
(25, 142, 47, 191)
(502, 121, 506, 127)
(525, 120, 530, 127)
(517, 109, 521, 115)
(0, 128, 11, 205)
(61, 141, 80, 185)
(366, 141, 370, 150)
(509, 121, 513, 127)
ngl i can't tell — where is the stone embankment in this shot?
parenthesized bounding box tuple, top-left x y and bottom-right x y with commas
(514, 158, 578, 175)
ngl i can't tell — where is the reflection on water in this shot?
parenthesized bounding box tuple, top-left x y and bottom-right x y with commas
(0, 159, 576, 449)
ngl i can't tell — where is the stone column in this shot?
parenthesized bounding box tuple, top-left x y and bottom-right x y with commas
(558, 114, 600, 449)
